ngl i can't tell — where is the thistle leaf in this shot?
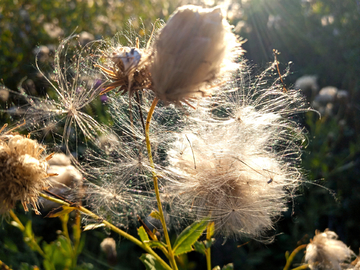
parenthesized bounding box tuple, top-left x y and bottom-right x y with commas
(145, 240, 167, 250)
(45, 205, 76, 218)
(173, 217, 209, 256)
(139, 254, 167, 270)
(207, 222, 215, 240)
(193, 241, 206, 255)
(138, 226, 150, 242)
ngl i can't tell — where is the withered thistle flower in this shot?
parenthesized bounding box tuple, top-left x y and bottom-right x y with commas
(96, 44, 152, 96)
(305, 229, 355, 270)
(163, 65, 308, 239)
(150, 5, 242, 105)
(0, 125, 52, 214)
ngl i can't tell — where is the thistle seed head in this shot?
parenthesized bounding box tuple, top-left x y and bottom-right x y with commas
(150, 5, 242, 105)
(0, 130, 51, 214)
(163, 67, 308, 239)
(305, 229, 355, 270)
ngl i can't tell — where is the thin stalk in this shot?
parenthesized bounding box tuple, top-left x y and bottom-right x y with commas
(39, 193, 172, 270)
(205, 222, 214, 270)
(135, 90, 146, 134)
(8, 210, 25, 230)
(205, 248, 211, 270)
(59, 213, 78, 268)
(72, 210, 82, 265)
(291, 265, 309, 270)
(9, 209, 46, 258)
(145, 97, 178, 270)
(283, 244, 307, 270)
(60, 214, 70, 240)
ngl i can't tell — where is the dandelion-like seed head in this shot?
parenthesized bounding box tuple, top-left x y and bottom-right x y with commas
(3, 35, 109, 160)
(82, 93, 180, 227)
(163, 67, 308, 239)
(150, 5, 243, 105)
(305, 229, 355, 270)
(166, 127, 290, 239)
(0, 126, 52, 214)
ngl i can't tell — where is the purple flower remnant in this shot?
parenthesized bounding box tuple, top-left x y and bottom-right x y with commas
(100, 94, 108, 103)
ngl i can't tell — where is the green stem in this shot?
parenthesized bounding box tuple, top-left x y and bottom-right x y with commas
(9, 210, 46, 258)
(39, 193, 172, 270)
(9, 209, 25, 230)
(206, 248, 211, 270)
(145, 97, 178, 270)
(72, 210, 82, 267)
(205, 222, 213, 270)
(283, 244, 307, 270)
(60, 214, 70, 240)
(291, 264, 309, 270)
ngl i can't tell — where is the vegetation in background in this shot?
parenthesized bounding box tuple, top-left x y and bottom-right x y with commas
(1, 0, 359, 269)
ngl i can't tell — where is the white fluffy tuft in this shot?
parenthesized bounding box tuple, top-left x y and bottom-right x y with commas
(305, 229, 355, 270)
(150, 5, 242, 105)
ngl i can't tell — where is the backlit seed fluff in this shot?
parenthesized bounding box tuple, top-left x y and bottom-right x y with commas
(163, 84, 307, 239)
(305, 229, 355, 270)
(165, 127, 291, 239)
(150, 5, 242, 105)
(0, 133, 51, 214)
(39, 153, 83, 211)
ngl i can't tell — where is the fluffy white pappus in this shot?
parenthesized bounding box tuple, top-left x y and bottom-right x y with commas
(162, 71, 308, 239)
(3, 35, 109, 160)
(294, 75, 319, 100)
(82, 93, 184, 227)
(84, 173, 156, 229)
(106, 93, 186, 160)
(48, 152, 72, 166)
(150, 5, 242, 105)
(305, 229, 355, 270)
(39, 153, 83, 211)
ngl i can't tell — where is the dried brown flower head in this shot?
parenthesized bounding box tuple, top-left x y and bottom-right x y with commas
(96, 46, 152, 96)
(0, 124, 53, 214)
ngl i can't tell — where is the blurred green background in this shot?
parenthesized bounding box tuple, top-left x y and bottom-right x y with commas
(1, 0, 359, 269)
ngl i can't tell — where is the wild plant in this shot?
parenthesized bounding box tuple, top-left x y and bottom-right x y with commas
(2, 4, 358, 270)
